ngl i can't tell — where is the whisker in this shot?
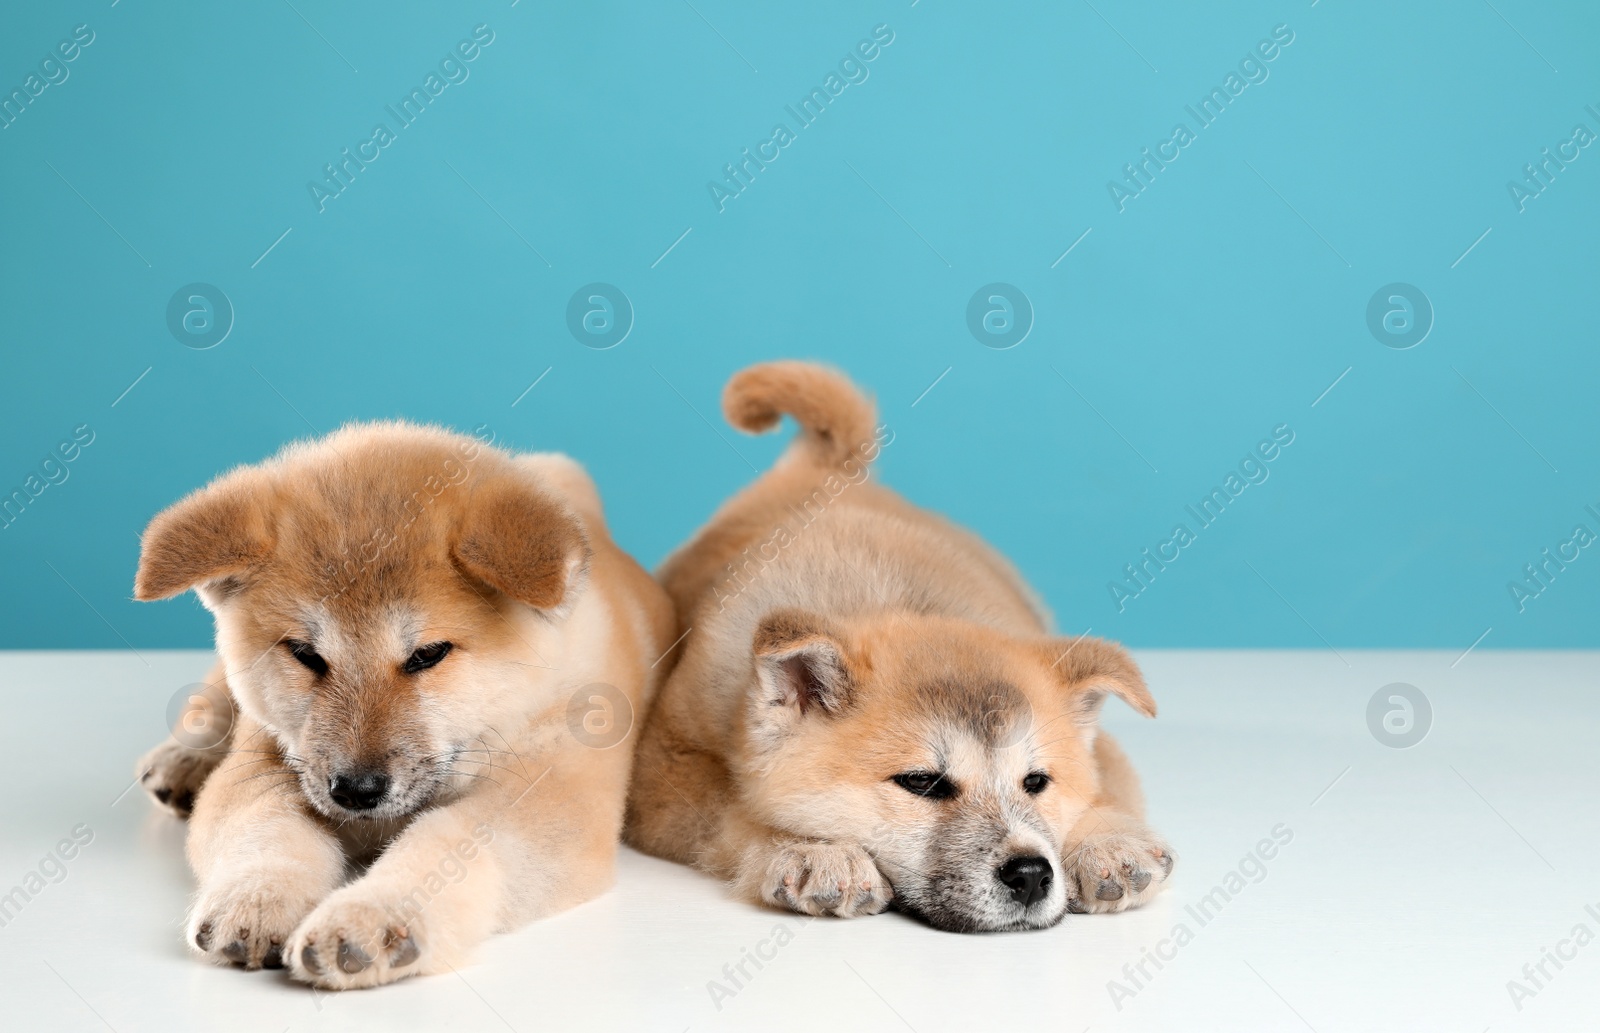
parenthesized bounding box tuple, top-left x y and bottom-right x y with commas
(221, 756, 280, 772)
(445, 757, 502, 771)
(229, 768, 300, 788)
(244, 775, 300, 790)
(1023, 709, 1077, 741)
(449, 771, 504, 789)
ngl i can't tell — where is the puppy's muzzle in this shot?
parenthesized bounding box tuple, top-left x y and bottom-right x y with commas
(997, 855, 1053, 907)
(329, 770, 391, 812)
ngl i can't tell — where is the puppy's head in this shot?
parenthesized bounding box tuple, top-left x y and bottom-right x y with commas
(735, 610, 1154, 932)
(135, 423, 588, 821)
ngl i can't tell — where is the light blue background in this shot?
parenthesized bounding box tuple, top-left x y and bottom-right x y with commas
(1, 0, 1596, 650)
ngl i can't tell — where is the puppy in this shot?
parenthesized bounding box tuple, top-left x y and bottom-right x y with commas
(627, 362, 1173, 932)
(134, 421, 673, 988)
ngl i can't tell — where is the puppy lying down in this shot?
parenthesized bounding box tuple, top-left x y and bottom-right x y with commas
(135, 422, 672, 988)
(627, 362, 1173, 931)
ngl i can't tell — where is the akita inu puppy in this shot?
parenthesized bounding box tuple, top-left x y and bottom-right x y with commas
(627, 362, 1173, 932)
(134, 422, 673, 988)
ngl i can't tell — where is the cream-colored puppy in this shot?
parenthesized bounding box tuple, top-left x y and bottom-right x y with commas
(628, 362, 1173, 931)
(135, 422, 673, 988)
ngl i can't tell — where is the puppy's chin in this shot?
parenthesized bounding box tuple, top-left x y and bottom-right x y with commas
(894, 892, 1066, 934)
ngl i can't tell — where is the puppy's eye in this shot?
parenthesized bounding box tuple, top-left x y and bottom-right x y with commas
(892, 771, 956, 800)
(403, 641, 453, 674)
(1022, 772, 1050, 795)
(283, 639, 328, 677)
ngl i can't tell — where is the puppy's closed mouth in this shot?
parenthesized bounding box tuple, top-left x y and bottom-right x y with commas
(898, 908, 1061, 935)
(892, 891, 1067, 934)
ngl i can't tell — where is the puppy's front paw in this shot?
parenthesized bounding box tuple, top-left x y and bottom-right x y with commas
(288, 889, 424, 990)
(190, 868, 326, 970)
(1062, 828, 1174, 915)
(137, 740, 222, 818)
(757, 842, 893, 918)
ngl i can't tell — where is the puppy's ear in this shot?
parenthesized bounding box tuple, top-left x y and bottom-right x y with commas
(1042, 636, 1155, 721)
(752, 609, 855, 716)
(135, 474, 273, 601)
(453, 473, 590, 613)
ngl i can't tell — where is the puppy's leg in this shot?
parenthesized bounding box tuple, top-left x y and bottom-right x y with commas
(287, 727, 629, 990)
(628, 717, 892, 919)
(715, 806, 894, 920)
(185, 715, 345, 969)
(623, 718, 728, 866)
(136, 662, 233, 817)
(1059, 733, 1174, 914)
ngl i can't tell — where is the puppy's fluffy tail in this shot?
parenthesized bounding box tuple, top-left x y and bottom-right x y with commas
(723, 361, 879, 470)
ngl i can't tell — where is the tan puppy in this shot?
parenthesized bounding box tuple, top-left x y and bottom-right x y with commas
(134, 421, 673, 988)
(627, 362, 1173, 932)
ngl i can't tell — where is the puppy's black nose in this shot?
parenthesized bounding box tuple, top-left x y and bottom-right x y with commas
(997, 856, 1053, 906)
(329, 771, 390, 811)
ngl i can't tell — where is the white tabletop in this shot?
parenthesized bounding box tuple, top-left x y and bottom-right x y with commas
(0, 649, 1593, 1032)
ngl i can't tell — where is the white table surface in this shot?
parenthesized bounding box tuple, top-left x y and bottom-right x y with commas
(0, 649, 1594, 1032)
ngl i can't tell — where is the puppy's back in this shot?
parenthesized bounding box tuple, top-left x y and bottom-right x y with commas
(658, 362, 1049, 727)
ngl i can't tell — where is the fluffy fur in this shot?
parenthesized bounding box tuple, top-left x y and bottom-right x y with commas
(135, 421, 673, 988)
(626, 362, 1174, 931)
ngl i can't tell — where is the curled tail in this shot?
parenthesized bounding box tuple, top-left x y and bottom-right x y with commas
(722, 361, 880, 469)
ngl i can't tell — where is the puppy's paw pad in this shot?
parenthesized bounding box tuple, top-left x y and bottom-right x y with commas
(189, 871, 323, 970)
(289, 894, 424, 990)
(136, 740, 221, 818)
(1063, 829, 1174, 914)
(759, 843, 892, 919)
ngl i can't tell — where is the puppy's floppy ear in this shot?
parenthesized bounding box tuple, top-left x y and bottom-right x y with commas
(135, 474, 274, 601)
(453, 472, 590, 613)
(1042, 635, 1155, 721)
(752, 609, 855, 716)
